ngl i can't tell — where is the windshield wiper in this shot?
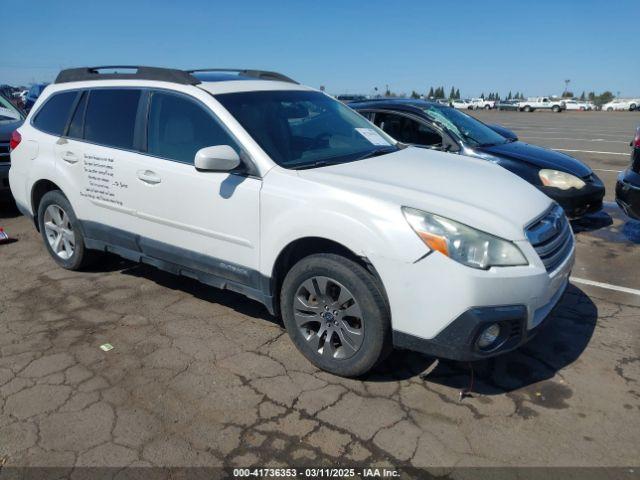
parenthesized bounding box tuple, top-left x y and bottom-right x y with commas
(293, 160, 345, 170)
(355, 146, 397, 161)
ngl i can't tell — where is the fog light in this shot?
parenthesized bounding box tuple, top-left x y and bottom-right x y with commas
(477, 323, 501, 350)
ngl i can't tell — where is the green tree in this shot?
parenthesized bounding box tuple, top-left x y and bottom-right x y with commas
(427, 87, 434, 98)
(480, 92, 485, 99)
(410, 90, 420, 99)
(495, 92, 500, 101)
(507, 91, 512, 100)
(562, 91, 574, 98)
(579, 91, 586, 101)
(596, 91, 614, 106)
(588, 91, 596, 101)
(455, 88, 460, 99)
(449, 86, 455, 99)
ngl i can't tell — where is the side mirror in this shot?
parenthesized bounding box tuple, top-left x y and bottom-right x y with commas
(194, 145, 241, 172)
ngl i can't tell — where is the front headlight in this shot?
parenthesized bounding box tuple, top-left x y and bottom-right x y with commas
(539, 169, 585, 190)
(402, 207, 528, 270)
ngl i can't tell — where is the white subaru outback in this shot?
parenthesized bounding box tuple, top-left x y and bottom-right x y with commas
(9, 66, 574, 377)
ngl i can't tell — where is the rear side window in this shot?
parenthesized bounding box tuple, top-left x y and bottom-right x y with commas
(147, 91, 239, 164)
(32, 91, 77, 135)
(84, 89, 141, 149)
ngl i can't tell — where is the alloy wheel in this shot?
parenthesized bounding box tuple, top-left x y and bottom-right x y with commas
(43, 204, 76, 260)
(293, 276, 364, 360)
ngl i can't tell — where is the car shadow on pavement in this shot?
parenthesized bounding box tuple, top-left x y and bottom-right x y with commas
(369, 284, 598, 396)
(0, 198, 20, 219)
(120, 262, 278, 324)
(571, 210, 614, 234)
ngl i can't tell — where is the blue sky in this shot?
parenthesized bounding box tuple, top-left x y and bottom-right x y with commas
(3, 0, 638, 97)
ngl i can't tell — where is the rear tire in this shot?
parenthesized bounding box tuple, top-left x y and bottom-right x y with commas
(280, 253, 391, 377)
(552, 105, 560, 113)
(484, 104, 491, 110)
(523, 105, 532, 112)
(607, 107, 613, 112)
(37, 190, 97, 270)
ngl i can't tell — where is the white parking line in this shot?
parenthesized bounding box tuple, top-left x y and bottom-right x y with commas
(570, 277, 640, 296)
(592, 168, 622, 173)
(521, 136, 626, 143)
(552, 148, 629, 156)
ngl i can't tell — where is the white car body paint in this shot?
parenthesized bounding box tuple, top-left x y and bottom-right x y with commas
(9, 75, 573, 350)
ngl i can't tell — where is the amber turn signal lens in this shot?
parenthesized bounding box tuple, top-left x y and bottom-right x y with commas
(417, 231, 449, 257)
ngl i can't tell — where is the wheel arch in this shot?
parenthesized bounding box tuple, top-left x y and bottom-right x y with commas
(269, 236, 388, 318)
(30, 179, 66, 230)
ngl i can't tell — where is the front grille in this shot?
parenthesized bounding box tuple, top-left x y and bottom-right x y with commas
(526, 204, 574, 272)
(0, 142, 9, 163)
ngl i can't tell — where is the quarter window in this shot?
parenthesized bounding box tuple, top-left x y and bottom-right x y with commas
(84, 89, 141, 149)
(146, 91, 239, 164)
(32, 91, 77, 136)
(67, 91, 88, 139)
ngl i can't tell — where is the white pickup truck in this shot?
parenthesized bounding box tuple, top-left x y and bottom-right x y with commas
(518, 97, 566, 112)
(471, 98, 495, 110)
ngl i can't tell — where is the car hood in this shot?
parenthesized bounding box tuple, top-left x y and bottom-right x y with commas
(479, 141, 592, 177)
(297, 147, 553, 241)
(0, 119, 23, 140)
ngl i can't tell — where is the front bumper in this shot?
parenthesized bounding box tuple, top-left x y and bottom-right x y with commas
(393, 280, 567, 361)
(372, 231, 574, 362)
(541, 175, 605, 218)
(616, 169, 640, 220)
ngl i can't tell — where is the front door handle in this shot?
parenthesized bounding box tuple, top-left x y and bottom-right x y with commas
(137, 169, 162, 185)
(61, 151, 78, 164)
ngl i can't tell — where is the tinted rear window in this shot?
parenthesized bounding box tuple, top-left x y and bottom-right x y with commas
(84, 89, 141, 149)
(32, 91, 77, 135)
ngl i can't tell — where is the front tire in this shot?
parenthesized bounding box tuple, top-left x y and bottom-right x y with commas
(484, 104, 491, 110)
(523, 105, 532, 112)
(37, 190, 96, 270)
(280, 253, 391, 377)
(552, 105, 560, 113)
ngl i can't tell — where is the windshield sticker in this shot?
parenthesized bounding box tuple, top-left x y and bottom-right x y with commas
(355, 128, 391, 146)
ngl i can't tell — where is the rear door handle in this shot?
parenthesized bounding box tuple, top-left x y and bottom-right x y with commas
(61, 151, 79, 164)
(137, 169, 162, 185)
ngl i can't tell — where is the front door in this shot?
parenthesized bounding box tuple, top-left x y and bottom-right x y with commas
(124, 89, 261, 285)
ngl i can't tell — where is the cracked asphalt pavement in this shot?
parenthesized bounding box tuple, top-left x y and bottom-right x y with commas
(0, 113, 639, 473)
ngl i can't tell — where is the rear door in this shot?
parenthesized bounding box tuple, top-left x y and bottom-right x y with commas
(57, 88, 146, 231)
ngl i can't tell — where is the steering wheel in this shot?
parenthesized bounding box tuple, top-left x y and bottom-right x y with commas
(312, 132, 332, 148)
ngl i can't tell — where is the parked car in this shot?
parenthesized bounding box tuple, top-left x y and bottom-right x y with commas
(602, 99, 638, 112)
(496, 99, 521, 111)
(10, 66, 573, 377)
(615, 127, 640, 220)
(519, 97, 566, 112)
(564, 99, 593, 111)
(350, 98, 605, 218)
(451, 99, 475, 110)
(471, 98, 495, 110)
(1, 92, 25, 199)
(336, 94, 367, 103)
(24, 83, 49, 111)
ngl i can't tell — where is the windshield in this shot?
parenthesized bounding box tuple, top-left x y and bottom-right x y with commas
(215, 90, 398, 169)
(421, 105, 507, 147)
(0, 94, 23, 122)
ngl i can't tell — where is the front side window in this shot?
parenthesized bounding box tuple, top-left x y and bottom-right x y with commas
(0, 94, 24, 122)
(84, 89, 141, 149)
(146, 91, 239, 164)
(421, 105, 507, 147)
(374, 112, 442, 147)
(216, 90, 398, 169)
(32, 91, 78, 136)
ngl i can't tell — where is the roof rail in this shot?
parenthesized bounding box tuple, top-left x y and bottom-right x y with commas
(188, 69, 298, 84)
(54, 66, 201, 85)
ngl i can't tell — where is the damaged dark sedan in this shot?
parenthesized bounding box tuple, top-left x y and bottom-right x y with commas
(350, 99, 605, 218)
